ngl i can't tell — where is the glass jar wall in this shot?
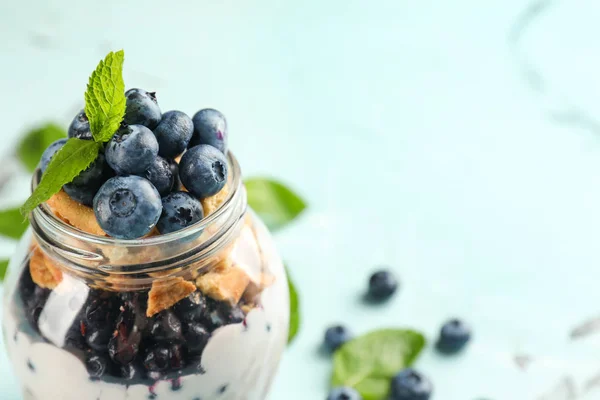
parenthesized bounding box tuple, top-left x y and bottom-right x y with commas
(1, 154, 289, 400)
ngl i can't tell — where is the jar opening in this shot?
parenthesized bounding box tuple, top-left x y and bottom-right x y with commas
(29, 152, 247, 283)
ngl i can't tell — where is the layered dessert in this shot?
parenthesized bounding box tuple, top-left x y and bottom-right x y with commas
(2, 57, 289, 400)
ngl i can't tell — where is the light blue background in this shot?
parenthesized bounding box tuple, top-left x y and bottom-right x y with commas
(2, 0, 600, 399)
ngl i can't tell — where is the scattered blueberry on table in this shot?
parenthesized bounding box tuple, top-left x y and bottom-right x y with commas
(390, 368, 433, 400)
(436, 318, 472, 354)
(367, 269, 398, 301)
(324, 325, 353, 352)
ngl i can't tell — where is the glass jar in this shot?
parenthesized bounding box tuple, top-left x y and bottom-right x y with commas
(1, 153, 289, 400)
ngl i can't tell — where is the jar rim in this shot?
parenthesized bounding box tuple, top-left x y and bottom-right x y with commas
(31, 151, 243, 248)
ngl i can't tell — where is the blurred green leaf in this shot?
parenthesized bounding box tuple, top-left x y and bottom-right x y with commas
(245, 178, 306, 231)
(287, 266, 300, 344)
(0, 259, 8, 282)
(0, 207, 29, 239)
(332, 329, 426, 400)
(17, 123, 67, 172)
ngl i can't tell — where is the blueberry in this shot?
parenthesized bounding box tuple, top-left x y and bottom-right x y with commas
(83, 295, 119, 351)
(324, 325, 352, 352)
(124, 89, 162, 129)
(63, 153, 114, 206)
(327, 387, 362, 400)
(367, 270, 398, 301)
(39, 138, 68, 174)
(149, 310, 183, 342)
(183, 322, 210, 355)
(108, 305, 142, 365)
(120, 362, 146, 381)
(26, 287, 50, 330)
(138, 156, 174, 197)
(179, 145, 228, 199)
(390, 368, 433, 400)
(436, 319, 471, 354)
(93, 175, 162, 239)
(157, 191, 204, 234)
(68, 110, 92, 140)
(63, 319, 86, 351)
(143, 343, 185, 372)
(173, 292, 207, 323)
(143, 345, 170, 372)
(204, 299, 244, 330)
(154, 110, 193, 158)
(85, 353, 112, 379)
(190, 109, 228, 153)
(167, 158, 182, 191)
(106, 125, 159, 175)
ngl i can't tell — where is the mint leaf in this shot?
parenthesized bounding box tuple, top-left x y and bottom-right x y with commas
(332, 329, 426, 400)
(0, 259, 8, 282)
(245, 178, 306, 231)
(84, 50, 126, 142)
(286, 266, 300, 344)
(17, 123, 67, 172)
(20, 139, 102, 216)
(0, 207, 29, 239)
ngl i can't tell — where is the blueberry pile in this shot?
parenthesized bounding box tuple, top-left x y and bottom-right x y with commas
(18, 266, 244, 384)
(44, 89, 230, 239)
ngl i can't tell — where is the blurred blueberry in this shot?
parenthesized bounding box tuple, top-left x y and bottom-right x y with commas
(390, 368, 433, 400)
(367, 270, 398, 301)
(436, 318, 471, 354)
(324, 325, 352, 352)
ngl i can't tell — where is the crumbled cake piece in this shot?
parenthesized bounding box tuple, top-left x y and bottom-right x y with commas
(46, 190, 106, 236)
(196, 265, 250, 304)
(147, 277, 196, 317)
(29, 246, 62, 289)
(201, 183, 229, 216)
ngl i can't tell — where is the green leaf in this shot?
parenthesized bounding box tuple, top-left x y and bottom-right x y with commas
(84, 50, 126, 142)
(20, 139, 102, 216)
(0, 259, 8, 282)
(331, 329, 426, 400)
(0, 207, 29, 239)
(245, 178, 306, 231)
(286, 266, 300, 344)
(17, 123, 67, 172)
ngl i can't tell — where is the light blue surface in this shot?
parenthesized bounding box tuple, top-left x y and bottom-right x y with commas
(2, 0, 600, 399)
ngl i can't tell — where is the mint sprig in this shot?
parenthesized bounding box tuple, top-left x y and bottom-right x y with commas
(84, 50, 126, 142)
(20, 139, 102, 216)
(20, 51, 126, 217)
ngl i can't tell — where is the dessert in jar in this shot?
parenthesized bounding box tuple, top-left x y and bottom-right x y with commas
(1, 55, 289, 400)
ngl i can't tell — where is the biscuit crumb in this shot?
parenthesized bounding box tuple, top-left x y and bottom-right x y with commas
(201, 184, 230, 216)
(47, 190, 106, 236)
(196, 265, 250, 304)
(29, 246, 62, 289)
(147, 277, 196, 317)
